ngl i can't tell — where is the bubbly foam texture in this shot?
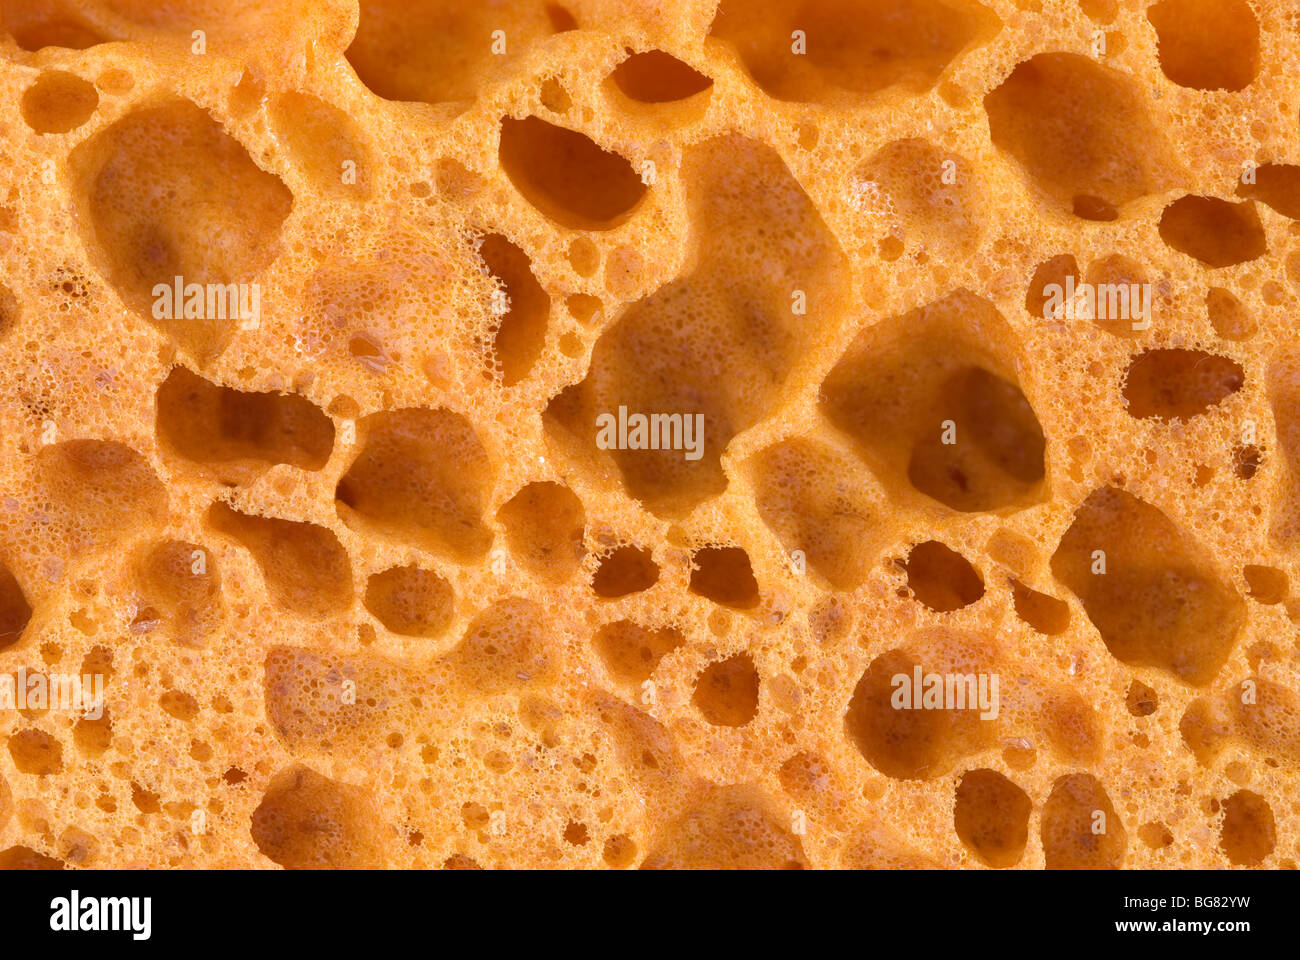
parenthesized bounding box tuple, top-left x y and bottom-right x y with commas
(0, 0, 1296, 869)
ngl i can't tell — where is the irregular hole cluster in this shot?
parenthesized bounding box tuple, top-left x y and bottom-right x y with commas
(1, 0, 1294, 873)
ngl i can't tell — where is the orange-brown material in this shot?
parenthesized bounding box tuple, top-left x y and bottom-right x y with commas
(0, 0, 1294, 869)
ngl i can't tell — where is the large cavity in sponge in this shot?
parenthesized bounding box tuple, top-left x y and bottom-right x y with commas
(250, 765, 385, 869)
(748, 438, 888, 590)
(499, 117, 647, 231)
(67, 99, 293, 363)
(335, 409, 494, 562)
(1050, 486, 1243, 686)
(207, 503, 353, 620)
(547, 134, 848, 518)
(346, 0, 573, 105)
(821, 290, 1046, 513)
(710, 0, 999, 104)
(27, 441, 168, 555)
(155, 367, 336, 481)
(1, 0, 1297, 872)
(984, 53, 1179, 220)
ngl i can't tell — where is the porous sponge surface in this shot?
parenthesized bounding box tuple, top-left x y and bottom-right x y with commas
(0, 0, 1297, 869)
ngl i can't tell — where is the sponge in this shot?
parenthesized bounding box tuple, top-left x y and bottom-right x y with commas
(0, 0, 1295, 869)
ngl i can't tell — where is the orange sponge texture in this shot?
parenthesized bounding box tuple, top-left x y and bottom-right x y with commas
(0, 0, 1296, 869)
